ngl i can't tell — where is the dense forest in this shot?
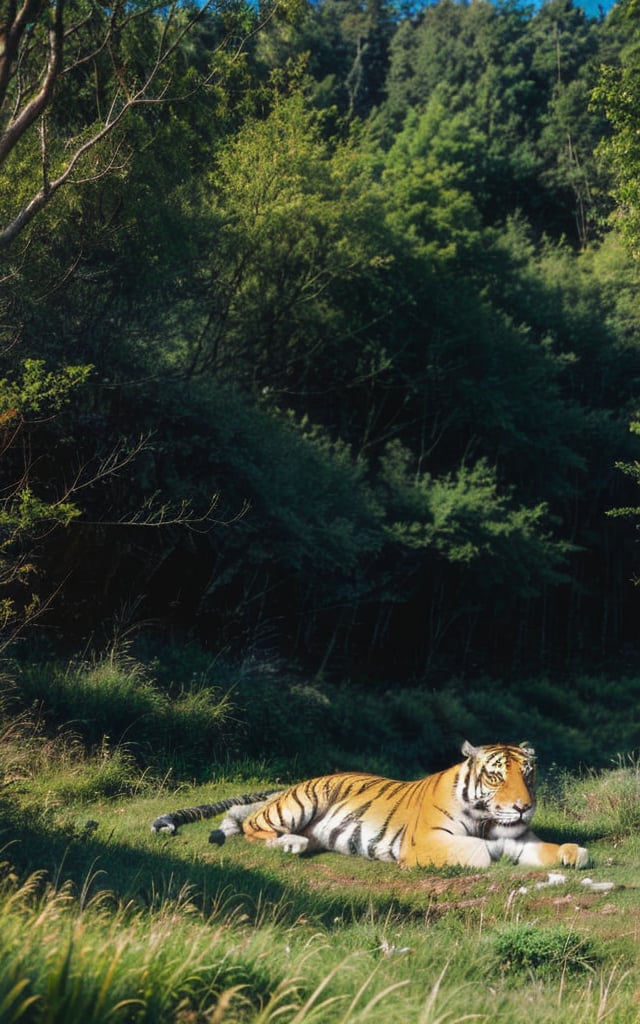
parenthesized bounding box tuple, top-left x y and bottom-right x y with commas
(2, 0, 640, 696)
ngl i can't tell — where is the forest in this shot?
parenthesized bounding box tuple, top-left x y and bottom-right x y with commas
(3, 4, 640, 1021)
(2, 0, 640, 766)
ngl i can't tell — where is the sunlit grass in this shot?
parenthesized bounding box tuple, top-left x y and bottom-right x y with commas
(2, 656, 640, 1022)
(0, 856, 637, 1024)
(1, 792, 639, 1023)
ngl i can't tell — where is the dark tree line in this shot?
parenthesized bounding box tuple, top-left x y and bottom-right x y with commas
(1, 0, 639, 681)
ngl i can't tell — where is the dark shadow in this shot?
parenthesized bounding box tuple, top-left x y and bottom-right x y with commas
(534, 823, 612, 845)
(0, 798, 432, 928)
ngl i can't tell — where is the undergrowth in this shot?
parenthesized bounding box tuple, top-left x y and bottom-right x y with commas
(492, 924, 602, 979)
(6, 641, 640, 779)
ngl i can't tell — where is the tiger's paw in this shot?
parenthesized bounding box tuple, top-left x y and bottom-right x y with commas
(558, 843, 589, 868)
(265, 834, 309, 855)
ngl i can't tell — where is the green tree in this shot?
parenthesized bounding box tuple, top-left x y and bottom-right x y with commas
(592, 1, 640, 532)
(0, 0, 270, 641)
(181, 92, 394, 409)
(593, 0, 640, 256)
(374, 440, 571, 672)
(0, 0, 290, 247)
(0, 359, 90, 642)
(375, 0, 615, 245)
(257, 0, 396, 120)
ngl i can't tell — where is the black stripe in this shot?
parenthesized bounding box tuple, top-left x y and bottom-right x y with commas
(291, 788, 306, 817)
(151, 789, 282, 834)
(329, 823, 344, 846)
(459, 765, 471, 805)
(370, 779, 398, 799)
(389, 825, 405, 858)
(349, 824, 363, 855)
(434, 803, 457, 823)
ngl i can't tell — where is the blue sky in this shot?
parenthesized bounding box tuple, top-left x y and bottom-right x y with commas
(519, 0, 616, 15)
(571, 0, 616, 14)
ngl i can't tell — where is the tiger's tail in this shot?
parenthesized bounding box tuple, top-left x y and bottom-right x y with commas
(151, 789, 283, 837)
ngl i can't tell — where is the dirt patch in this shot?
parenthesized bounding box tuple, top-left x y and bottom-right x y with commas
(306, 864, 488, 895)
(303, 863, 632, 925)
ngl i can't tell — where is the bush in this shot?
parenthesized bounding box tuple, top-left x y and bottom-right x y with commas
(13, 648, 232, 769)
(493, 924, 601, 979)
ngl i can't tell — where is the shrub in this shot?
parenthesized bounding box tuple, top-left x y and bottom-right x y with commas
(493, 924, 601, 979)
(13, 649, 232, 769)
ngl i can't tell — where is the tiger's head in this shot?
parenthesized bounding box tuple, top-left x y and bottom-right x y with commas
(459, 740, 537, 839)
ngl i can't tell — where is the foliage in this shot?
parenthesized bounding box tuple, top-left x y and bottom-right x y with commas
(372, 0, 611, 245)
(0, 0, 639, 680)
(593, 0, 640, 257)
(0, 0, 296, 246)
(6, 644, 640, 781)
(12, 647, 233, 772)
(492, 924, 601, 979)
(0, 359, 91, 639)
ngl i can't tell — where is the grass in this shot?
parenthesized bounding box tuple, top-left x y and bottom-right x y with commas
(1, 650, 640, 1022)
(2, 751, 640, 1020)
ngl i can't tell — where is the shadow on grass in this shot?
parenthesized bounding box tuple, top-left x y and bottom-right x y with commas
(534, 822, 611, 845)
(1, 797, 430, 929)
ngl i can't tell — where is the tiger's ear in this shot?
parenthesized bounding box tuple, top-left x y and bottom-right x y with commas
(461, 740, 479, 759)
(519, 742, 536, 758)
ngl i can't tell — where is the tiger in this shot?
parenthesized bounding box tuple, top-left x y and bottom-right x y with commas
(151, 741, 589, 869)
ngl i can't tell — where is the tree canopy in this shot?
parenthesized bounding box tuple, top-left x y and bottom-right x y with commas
(1, 0, 639, 680)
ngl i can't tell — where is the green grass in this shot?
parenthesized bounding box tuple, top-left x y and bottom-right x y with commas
(1, 647, 640, 1022)
(1, 715, 640, 1024)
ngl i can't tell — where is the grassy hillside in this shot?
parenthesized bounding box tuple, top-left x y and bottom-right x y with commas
(1, 654, 639, 1023)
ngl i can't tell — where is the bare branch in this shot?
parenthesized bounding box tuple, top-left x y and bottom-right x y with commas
(0, 0, 64, 166)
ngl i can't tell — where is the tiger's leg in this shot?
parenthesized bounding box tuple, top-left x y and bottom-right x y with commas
(209, 801, 270, 847)
(240, 788, 319, 852)
(265, 834, 311, 854)
(500, 834, 589, 868)
(401, 833, 493, 869)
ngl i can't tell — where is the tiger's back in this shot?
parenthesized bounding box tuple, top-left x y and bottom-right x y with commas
(242, 772, 422, 862)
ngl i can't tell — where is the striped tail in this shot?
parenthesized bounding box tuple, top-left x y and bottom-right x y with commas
(151, 789, 282, 836)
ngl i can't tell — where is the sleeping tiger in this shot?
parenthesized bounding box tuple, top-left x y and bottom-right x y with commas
(151, 741, 588, 869)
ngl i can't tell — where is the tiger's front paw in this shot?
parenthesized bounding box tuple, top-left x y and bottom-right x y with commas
(265, 834, 309, 855)
(558, 843, 589, 868)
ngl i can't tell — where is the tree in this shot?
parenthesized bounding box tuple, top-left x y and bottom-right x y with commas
(180, 91, 395, 411)
(256, 0, 397, 121)
(0, 358, 89, 643)
(593, 0, 640, 256)
(0, 0, 291, 247)
(0, 0, 292, 641)
(375, 0, 614, 245)
(593, 0, 640, 535)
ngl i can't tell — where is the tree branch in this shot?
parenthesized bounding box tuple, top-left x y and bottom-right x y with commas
(0, 0, 64, 166)
(0, 0, 289, 248)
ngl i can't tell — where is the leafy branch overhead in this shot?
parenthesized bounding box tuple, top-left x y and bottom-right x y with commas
(0, 359, 232, 647)
(0, 0, 294, 247)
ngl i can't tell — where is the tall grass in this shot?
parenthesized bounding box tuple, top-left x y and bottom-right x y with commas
(0, 860, 636, 1024)
(10, 647, 233, 773)
(0, 869, 448, 1024)
(7, 642, 640, 779)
